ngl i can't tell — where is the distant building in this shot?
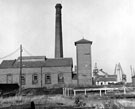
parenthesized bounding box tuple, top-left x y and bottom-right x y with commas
(0, 56, 73, 88)
(75, 38, 93, 86)
(132, 76, 135, 87)
(93, 64, 117, 86)
(95, 75, 117, 86)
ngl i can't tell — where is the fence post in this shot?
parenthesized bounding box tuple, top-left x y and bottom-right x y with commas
(100, 89, 102, 96)
(85, 89, 87, 95)
(74, 90, 76, 96)
(63, 88, 65, 96)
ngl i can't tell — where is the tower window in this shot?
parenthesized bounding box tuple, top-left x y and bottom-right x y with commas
(45, 74, 51, 84)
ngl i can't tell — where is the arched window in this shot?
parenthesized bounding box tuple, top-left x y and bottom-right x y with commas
(58, 73, 64, 83)
(100, 82, 103, 86)
(7, 74, 13, 83)
(45, 74, 51, 84)
(32, 73, 38, 84)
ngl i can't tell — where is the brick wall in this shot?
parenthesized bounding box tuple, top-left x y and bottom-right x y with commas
(76, 43, 92, 86)
(0, 66, 73, 88)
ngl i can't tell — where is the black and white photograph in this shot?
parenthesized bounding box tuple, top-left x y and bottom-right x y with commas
(0, 0, 134, 108)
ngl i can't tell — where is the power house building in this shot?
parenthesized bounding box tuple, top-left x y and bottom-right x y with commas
(0, 4, 94, 89)
(0, 56, 73, 88)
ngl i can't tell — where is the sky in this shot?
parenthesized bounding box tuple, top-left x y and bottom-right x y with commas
(0, 0, 134, 82)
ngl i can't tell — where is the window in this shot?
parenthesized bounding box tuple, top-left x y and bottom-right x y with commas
(21, 74, 26, 85)
(45, 74, 51, 84)
(32, 74, 38, 84)
(7, 74, 13, 83)
(58, 73, 64, 83)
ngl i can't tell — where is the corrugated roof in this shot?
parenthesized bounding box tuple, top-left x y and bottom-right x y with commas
(45, 58, 73, 67)
(14, 61, 46, 68)
(75, 38, 92, 45)
(0, 57, 73, 68)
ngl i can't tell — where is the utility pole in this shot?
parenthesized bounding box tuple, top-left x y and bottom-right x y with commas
(41, 67, 43, 88)
(19, 44, 23, 93)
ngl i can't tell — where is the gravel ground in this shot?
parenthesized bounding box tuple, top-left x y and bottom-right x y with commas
(0, 94, 128, 108)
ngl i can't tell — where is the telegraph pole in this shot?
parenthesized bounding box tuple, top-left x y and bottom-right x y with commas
(41, 67, 43, 88)
(19, 44, 23, 93)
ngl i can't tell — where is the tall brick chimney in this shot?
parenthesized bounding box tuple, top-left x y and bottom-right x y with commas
(55, 4, 63, 58)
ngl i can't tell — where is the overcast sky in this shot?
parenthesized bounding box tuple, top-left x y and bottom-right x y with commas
(0, 0, 134, 82)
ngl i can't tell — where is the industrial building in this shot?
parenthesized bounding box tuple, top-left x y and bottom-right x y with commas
(93, 63, 127, 86)
(0, 56, 73, 88)
(0, 3, 128, 89)
(0, 4, 76, 89)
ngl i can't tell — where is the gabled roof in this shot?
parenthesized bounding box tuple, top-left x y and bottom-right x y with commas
(0, 56, 73, 68)
(75, 38, 92, 45)
(0, 60, 16, 68)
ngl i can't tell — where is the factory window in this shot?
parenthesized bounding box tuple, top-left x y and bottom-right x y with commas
(7, 74, 13, 83)
(100, 82, 104, 85)
(32, 74, 38, 84)
(21, 74, 26, 85)
(45, 74, 51, 84)
(58, 73, 64, 83)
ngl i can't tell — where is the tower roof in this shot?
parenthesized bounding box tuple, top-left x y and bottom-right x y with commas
(75, 38, 92, 45)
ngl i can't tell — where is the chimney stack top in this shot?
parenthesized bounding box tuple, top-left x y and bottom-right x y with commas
(55, 4, 62, 9)
(55, 3, 63, 58)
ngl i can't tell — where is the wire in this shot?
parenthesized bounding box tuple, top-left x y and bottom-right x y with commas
(22, 47, 33, 56)
(0, 48, 20, 60)
(0, 45, 33, 60)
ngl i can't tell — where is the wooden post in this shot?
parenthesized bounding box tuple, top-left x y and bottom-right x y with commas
(85, 89, 86, 95)
(40, 67, 43, 88)
(65, 88, 66, 96)
(63, 88, 65, 96)
(100, 89, 102, 96)
(69, 88, 70, 96)
(105, 87, 107, 94)
(69, 88, 72, 96)
(124, 86, 126, 94)
(19, 45, 23, 94)
(67, 88, 69, 96)
(105, 89, 106, 94)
